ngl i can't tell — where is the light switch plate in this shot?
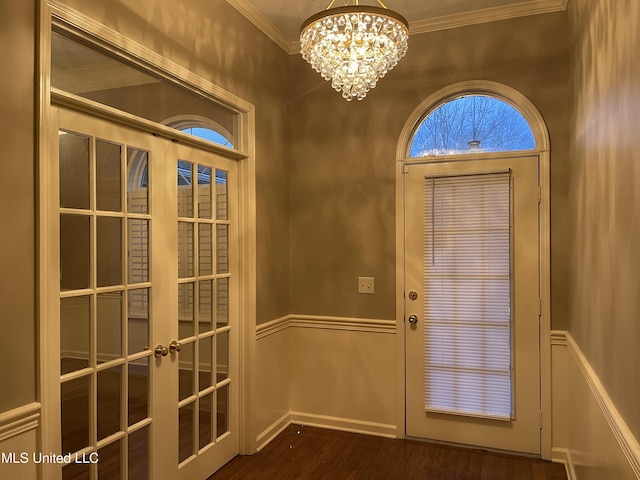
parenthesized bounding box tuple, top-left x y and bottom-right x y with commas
(358, 276, 375, 294)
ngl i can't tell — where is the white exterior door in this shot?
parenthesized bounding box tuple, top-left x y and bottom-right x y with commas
(404, 156, 541, 454)
(52, 107, 238, 479)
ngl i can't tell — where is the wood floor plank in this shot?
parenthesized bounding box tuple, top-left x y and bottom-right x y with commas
(209, 425, 567, 480)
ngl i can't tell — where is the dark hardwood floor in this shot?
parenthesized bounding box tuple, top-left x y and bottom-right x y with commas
(209, 424, 568, 480)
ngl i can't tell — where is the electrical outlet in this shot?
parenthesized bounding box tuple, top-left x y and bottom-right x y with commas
(358, 276, 375, 294)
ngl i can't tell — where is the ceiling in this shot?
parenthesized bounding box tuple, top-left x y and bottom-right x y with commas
(226, 0, 567, 54)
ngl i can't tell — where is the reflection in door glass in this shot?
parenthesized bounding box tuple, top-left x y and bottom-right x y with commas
(60, 295, 91, 374)
(199, 393, 214, 450)
(179, 341, 195, 401)
(128, 358, 149, 426)
(60, 214, 91, 291)
(199, 335, 214, 391)
(178, 222, 194, 278)
(178, 283, 195, 337)
(128, 288, 149, 355)
(97, 439, 122, 479)
(61, 375, 90, 455)
(97, 365, 122, 440)
(127, 148, 149, 214)
(216, 330, 229, 382)
(96, 139, 122, 212)
(215, 170, 228, 221)
(216, 384, 229, 439)
(97, 292, 123, 362)
(198, 165, 212, 219)
(179, 402, 195, 463)
(59, 131, 90, 210)
(178, 160, 194, 217)
(97, 216, 123, 287)
(128, 219, 149, 284)
(198, 280, 213, 331)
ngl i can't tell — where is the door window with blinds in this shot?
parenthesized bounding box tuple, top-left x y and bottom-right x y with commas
(423, 171, 513, 420)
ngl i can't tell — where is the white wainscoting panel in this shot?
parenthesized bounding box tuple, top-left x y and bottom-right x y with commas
(255, 315, 397, 449)
(551, 330, 640, 480)
(0, 403, 40, 479)
(288, 316, 397, 437)
(255, 316, 291, 451)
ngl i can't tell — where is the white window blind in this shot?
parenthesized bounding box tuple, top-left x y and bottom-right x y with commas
(423, 172, 513, 420)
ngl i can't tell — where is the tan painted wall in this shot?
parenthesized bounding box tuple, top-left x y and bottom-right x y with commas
(287, 12, 570, 324)
(0, 1, 37, 413)
(58, 0, 292, 324)
(568, 0, 640, 440)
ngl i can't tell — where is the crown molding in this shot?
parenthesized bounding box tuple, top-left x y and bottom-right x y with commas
(226, 0, 298, 54)
(409, 0, 569, 36)
(227, 0, 567, 56)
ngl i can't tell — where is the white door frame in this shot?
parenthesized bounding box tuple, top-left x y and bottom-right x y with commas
(394, 80, 552, 459)
(37, 3, 258, 479)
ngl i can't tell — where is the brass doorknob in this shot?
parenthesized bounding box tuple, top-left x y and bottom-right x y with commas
(408, 314, 418, 324)
(154, 344, 169, 357)
(169, 340, 182, 353)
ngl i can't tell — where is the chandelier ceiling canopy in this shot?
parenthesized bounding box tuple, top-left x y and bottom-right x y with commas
(300, 0, 409, 101)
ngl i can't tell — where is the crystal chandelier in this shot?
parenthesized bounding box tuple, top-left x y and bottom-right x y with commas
(300, 0, 409, 101)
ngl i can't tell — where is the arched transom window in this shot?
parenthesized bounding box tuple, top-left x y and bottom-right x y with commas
(409, 95, 535, 158)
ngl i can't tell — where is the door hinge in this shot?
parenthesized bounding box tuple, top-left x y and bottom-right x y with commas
(539, 411, 544, 428)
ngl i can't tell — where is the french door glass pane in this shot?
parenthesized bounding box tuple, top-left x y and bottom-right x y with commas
(179, 402, 195, 463)
(198, 165, 212, 219)
(178, 283, 194, 337)
(60, 214, 91, 291)
(97, 365, 122, 440)
(59, 131, 90, 210)
(127, 288, 149, 355)
(216, 331, 229, 382)
(128, 426, 149, 480)
(178, 222, 194, 278)
(215, 170, 228, 221)
(199, 336, 214, 391)
(198, 280, 213, 331)
(198, 224, 213, 275)
(179, 341, 195, 401)
(128, 219, 149, 284)
(97, 292, 123, 362)
(128, 358, 149, 426)
(199, 393, 213, 449)
(61, 375, 90, 455)
(96, 139, 122, 212)
(216, 225, 229, 274)
(63, 460, 90, 480)
(178, 160, 194, 217)
(216, 278, 229, 328)
(127, 148, 149, 214)
(60, 295, 91, 374)
(98, 439, 122, 480)
(216, 384, 229, 438)
(97, 216, 123, 287)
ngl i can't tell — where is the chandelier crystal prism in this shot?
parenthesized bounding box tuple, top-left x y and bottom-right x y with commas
(300, 0, 409, 101)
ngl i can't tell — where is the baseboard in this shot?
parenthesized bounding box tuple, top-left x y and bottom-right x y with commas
(290, 411, 397, 439)
(255, 411, 291, 452)
(256, 410, 398, 452)
(551, 447, 577, 480)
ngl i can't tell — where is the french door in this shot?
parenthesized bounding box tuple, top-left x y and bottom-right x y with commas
(53, 107, 239, 479)
(404, 156, 540, 454)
